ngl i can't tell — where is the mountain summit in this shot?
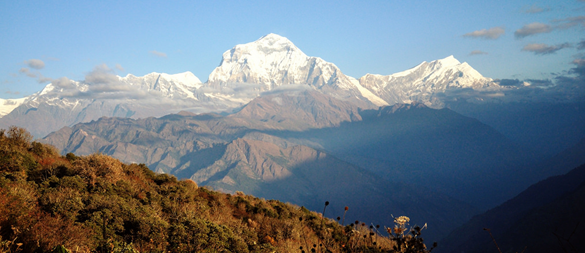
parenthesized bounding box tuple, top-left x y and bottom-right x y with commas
(209, 33, 342, 88)
(207, 34, 382, 107)
(359, 55, 498, 107)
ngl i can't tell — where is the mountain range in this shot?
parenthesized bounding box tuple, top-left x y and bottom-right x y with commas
(0, 33, 504, 138)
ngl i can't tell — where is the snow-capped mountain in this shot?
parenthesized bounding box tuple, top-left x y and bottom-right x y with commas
(0, 71, 213, 138)
(121, 71, 203, 99)
(207, 33, 386, 108)
(359, 56, 499, 107)
(0, 97, 27, 118)
(1, 33, 503, 137)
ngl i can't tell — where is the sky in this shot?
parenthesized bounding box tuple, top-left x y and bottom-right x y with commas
(1, 0, 584, 99)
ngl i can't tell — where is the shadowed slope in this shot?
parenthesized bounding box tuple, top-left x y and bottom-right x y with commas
(437, 164, 585, 253)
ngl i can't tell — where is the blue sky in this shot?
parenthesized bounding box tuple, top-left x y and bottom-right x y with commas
(1, 0, 584, 99)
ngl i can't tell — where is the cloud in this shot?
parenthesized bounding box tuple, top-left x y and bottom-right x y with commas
(36, 64, 176, 103)
(19, 68, 37, 78)
(260, 84, 312, 96)
(523, 5, 550, 14)
(553, 15, 585, 29)
(19, 64, 51, 83)
(84, 64, 120, 85)
(56, 64, 191, 103)
(569, 58, 585, 76)
(515, 22, 552, 38)
(549, 59, 585, 101)
(494, 78, 553, 88)
(495, 79, 523, 87)
(51, 77, 77, 89)
(522, 43, 571, 55)
(150, 50, 167, 58)
(199, 82, 263, 100)
(52, 66, 140, 100)
(25, 59, 45, 69)
(444, 58, 585, 104)
(115, 64, 125, 71)
(578, 40, 585, 50)
(463, 27, 505, 39)
(469, 50, 488, 56)
(37, 76, 52, 83)
(82, 64, 134, 94)
(524, 79, 554, 87)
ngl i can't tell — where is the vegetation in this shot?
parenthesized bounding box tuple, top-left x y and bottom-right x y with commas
(0, 126, 434, 252)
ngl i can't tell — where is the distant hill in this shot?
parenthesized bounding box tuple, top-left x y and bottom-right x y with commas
(267, 103, 539, 210)
(538, 136, 585, 178)
(437, 163, 585, 253)
(447, 100, 585, 157)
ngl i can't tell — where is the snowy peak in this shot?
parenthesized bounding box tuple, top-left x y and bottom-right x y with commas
(122, 71, 203, 94)
(358, 55, 498, 107)
(12, 71, 204, 116)
(127, 71, 202, 86)
(207, 34, 311, 86)
(205, 34, 382, 108)
(255, 33, 300, 52)
(435, 55, 461, 68)
(424, 56, 488, 83)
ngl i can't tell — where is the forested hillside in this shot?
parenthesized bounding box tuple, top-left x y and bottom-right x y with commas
(0, 127, 434, 252)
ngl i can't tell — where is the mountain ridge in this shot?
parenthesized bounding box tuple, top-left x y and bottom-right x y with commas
(2, 34, 502, 138)
(437, 163, 585, 253)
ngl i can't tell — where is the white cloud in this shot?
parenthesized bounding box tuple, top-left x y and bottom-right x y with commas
(523, 5, 550, 14)
(553, 16, 585, 29)
(522, 43, 571, 55)
(469, 50, 488, 56)
(51, 77, 77, 89)
(19, 68, 37, 78)
(25, 59, 45, 69)
(463, 27, 505, 39)
(515, 22, 552, 38)
(150, 50, 167, 58)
